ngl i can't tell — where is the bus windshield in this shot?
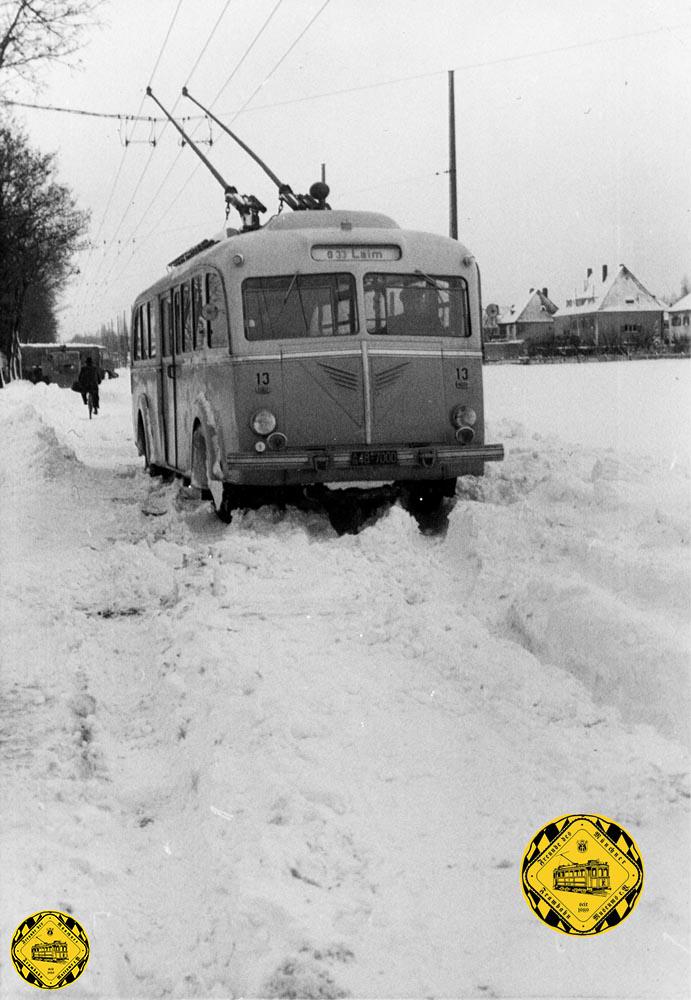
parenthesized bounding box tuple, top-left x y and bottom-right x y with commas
(243, 273, 357, 340)
(364, 273, 471, 337)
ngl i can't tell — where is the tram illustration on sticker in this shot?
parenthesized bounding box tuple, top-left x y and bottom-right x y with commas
(521, 813, 643, 935)
(11, 911, 89, 989)
(552, 858, 610, 894)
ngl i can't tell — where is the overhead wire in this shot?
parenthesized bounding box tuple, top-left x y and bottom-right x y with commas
(148, 0, 187, 86)
(223, 0, 331, 114)
(184, 0, 234, 86)
(67, 12, 684, 331)
(109, 0, 283, 275)
(101, 0, 304, 301)
(84, 0, 236, 308)
(72, 0, 188, 316)
(91, 0, 186, 246)
(0, 98, 159, 120)
(207, 0, 284, 102)
(106, 0, 329, 295)
(3, 21, 687, 123)
(242, 21, 691, 111)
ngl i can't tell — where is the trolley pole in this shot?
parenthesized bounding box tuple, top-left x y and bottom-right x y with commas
(448, 69, 458, 240)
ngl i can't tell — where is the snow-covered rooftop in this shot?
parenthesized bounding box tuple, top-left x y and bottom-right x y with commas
(556, 265, 667, 317)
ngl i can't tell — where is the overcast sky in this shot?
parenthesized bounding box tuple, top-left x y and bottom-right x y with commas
(7, 0, 691, 339)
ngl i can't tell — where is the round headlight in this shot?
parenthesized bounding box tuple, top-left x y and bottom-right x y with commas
(455, 426, 475, 445)
(267, 431, 287, 451)
(451, 404, 477, 428)
(251, 409, 277, 435)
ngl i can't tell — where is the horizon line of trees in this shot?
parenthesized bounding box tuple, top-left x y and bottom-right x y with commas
(69, 318, 129, 366)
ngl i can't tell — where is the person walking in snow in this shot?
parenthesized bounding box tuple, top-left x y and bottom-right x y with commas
(77, 356, 102, 414)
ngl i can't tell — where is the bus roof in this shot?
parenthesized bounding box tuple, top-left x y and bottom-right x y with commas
(263, 209, 400, 231)
(133, 210, 474, 303)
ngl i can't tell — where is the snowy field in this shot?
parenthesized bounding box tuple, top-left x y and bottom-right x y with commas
(0, 360, 689, 999)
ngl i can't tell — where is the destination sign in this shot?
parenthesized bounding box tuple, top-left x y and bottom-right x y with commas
(311, 244, 401, 262)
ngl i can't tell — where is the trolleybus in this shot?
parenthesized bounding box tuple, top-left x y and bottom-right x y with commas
(131, 205, 503, 532)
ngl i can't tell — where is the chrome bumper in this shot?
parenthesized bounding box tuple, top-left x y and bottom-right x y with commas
(224, 442, 504, 478)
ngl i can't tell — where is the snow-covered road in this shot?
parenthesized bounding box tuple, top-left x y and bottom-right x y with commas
(1, 363, 689, 999)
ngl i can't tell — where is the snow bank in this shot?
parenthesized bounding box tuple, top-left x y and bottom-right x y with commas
(0, 363, 689, 999)
(484, 359, 691, 466)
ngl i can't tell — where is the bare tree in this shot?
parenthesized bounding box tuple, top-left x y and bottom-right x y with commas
(0, 0, 101, 90)
(0, 121, 89, 376)
(20, 275, 59, 342)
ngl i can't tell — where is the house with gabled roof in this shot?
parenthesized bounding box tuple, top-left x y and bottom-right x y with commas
(554, 265, 666, 349)
(667, 291, 691, 345)
(497, 287, 559, 344)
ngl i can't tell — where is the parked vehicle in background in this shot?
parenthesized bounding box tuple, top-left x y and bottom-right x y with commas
(20, 343, 119, 387)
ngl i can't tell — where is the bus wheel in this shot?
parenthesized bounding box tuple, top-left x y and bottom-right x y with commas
(400, 480, 456, 535)
(327, 501, 362, 535)
(138, 415, 165, 477)
(191, 426, 214, 502)
(216, 484, 235, 524)
(137, 416, 150, 471)
(326, 495, 387, 535)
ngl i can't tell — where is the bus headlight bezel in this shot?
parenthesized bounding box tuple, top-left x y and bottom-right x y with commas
(451, 404, 477, 428)
(455, 426, 475, 445)
(267, 431, 288, 451)
(250, 409, 277, 435)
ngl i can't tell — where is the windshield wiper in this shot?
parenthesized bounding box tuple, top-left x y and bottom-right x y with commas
(279, 271, 309, 333)
(283, 270, 300, 305)
(414, 268, 444, 293)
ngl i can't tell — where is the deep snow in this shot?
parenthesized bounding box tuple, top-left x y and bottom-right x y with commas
(0, 360, 689, 999)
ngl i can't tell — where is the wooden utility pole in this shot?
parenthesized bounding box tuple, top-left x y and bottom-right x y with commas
(448, 70, 458, 240)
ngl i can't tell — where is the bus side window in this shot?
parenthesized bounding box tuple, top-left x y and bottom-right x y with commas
(182, 281, 192, 353)
(141, 301, 150, 358)
(192, 275, 204, 349)
(160, 293, 171, 356)
(132, 307, 141, 361)
(173, 286, 182, 355)
(148, 300, 157, 358)
(205, 271, 227, 349)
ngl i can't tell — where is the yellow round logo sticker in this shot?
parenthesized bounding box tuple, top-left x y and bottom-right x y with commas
(521, 814, 643, 935)
(11, 911, 89, 989)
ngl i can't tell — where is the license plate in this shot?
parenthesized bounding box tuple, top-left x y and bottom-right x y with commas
(350, 449, 399, 467)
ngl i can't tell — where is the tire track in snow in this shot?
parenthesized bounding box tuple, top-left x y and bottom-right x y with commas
(2, 387, 689, 998)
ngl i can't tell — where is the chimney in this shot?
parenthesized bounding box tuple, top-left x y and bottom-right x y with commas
(542, 287, 548, 297)
(602, 264, 608, 283)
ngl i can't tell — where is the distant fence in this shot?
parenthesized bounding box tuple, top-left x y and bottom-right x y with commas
(484, 342, 690, 364)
